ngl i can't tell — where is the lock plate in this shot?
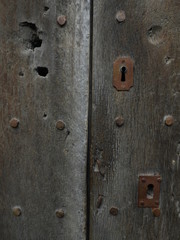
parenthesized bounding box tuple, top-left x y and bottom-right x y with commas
(138, 175, 161, 208)
(113, 57, 133, 91)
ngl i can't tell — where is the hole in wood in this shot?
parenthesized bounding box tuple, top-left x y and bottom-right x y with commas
(44, 6, 49, 12)
(35, 67, 48, 77)
(147, 184, 154, 199)
(43, 113, 47, 119)
(19, 22, 42, 50)
(19, 71, 24, 77)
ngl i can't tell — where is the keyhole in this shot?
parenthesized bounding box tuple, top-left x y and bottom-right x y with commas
(146, 184, 154, 199)
(121, 66, 127, 82)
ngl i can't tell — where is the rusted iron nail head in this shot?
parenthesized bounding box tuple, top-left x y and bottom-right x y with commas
(56, 209, 64, 218)
(9, 118, 19, 128)
(115, 116, 124, 127)
(12, 206, 22, 217)
(110, 207, 119, 216)
(56, 120, 65, 130)
(57, 15, 67, 26)
(116, 10, 126, 23)
(152, 208, 161, 217)
(164, 115, 174, 126)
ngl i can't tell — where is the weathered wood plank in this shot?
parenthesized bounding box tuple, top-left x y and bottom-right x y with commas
(0, 0, 90, 239)
(90, 0, 180, 239)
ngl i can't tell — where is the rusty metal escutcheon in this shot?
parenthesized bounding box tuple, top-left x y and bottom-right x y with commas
(113, 56, 134, 91)
(138, 175, 161, 208)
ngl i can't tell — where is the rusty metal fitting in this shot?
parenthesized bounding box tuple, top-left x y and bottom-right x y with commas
(9, 118, 19, 128)
(113, 57, 133, 91)
(157, 177, 162, 183)
(110, 207, 119, 216)
(56, 120, 65, 130)
(164, 115, 174, 126)
(56, 209, 64, 218)
(115, 116, 124, 127)
(12, 206, 22, 217)
(152, 208, 161, 217)
(57, 15, 67, 26)
(138, 175, 161, 208)
(141, 178, 146, 183)
(116, 10, 126, 23)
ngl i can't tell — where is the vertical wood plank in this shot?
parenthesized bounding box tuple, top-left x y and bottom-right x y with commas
(0, 0, 90, 239)
(90, 0, 180, 239)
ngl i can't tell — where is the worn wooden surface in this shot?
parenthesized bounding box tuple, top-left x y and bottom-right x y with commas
(0, 0, 180, 239)
(90, 0, 180, 239)
(0, 0, 90, 239)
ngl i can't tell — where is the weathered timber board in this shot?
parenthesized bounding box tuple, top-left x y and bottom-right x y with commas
(0, 0, 90, 239)
(90, 0, 180, 239)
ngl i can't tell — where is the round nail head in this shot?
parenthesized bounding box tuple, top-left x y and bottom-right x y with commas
(110, 207, 119, 216)
(116, 10, 126, 23)
(164, 115, 174, 126)
(115, 116, 124, 127)
(10, 118, 19, 128)
(12, 207, 21, 217)
(56, 120, 65, 130)
(57, 15, 67, 26)
(56, 209, 64, 218)
(152, 208, 161, 217)
(172, 160, 176, 165)
(157, 177, 162, 183)
(142, 178, 146, 183)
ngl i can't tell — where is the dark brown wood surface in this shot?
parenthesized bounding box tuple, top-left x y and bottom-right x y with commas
(90, 0, 180, 239)
(0, 1, 90, 239)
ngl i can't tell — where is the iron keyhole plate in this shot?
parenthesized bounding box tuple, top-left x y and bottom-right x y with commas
(138, 175, 161, 208)
(113, 56, 134, 91)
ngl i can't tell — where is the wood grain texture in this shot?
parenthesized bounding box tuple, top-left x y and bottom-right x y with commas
(90, 0, 180, 239)
(0, 0, 90, 239)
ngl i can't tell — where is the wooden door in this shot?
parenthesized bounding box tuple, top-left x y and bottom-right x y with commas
(0, 0, 180, 240)
(90, 0, 180, 239)
(0, 1, 90, 239)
